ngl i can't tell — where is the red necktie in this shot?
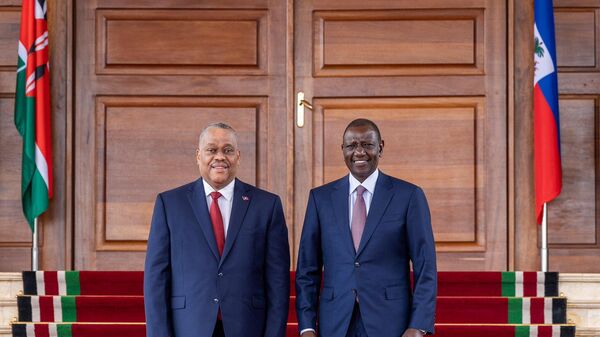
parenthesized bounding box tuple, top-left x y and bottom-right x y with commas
(210, 192, 225, 255)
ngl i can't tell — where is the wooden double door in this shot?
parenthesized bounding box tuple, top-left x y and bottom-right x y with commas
(73, 0, 507, 270)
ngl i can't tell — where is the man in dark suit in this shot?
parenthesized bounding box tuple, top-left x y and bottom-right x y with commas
(144, 122, 290, 337)
(296, 118, 437, 337)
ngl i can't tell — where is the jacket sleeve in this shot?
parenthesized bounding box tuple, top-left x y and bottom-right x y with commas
(295, 191, 323, 333)
(406, 187, 437, 335)
(264, 196, 291, 337)
(144, 194, 173, 337)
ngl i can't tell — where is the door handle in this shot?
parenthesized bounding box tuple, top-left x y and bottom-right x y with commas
(297, 91, 313, 128)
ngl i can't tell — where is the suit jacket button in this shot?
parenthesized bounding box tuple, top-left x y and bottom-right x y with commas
(354, 261, 360, 267)
(218, 272, 223, 277)
(213, 298, 219, 303)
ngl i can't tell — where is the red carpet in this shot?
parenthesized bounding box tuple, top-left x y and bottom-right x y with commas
(17, 295, 567, 325)
(11, 323, 575, 337)
(23, 271, 558, 297)
(13, 271, 574, 337)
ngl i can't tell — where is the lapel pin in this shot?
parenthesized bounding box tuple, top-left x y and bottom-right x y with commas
(242, 196, 249, 201)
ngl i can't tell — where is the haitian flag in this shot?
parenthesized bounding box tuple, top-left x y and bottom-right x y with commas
(534, 0, 562, 224)
(14, 0, 53, 230)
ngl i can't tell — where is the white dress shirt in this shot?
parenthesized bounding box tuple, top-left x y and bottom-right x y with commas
(300, 170, 380, 336)
(348, 169, 379, 226)
(202, 178, 235, 238)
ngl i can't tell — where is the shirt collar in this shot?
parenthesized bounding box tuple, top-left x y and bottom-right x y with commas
(348, 169, 379, 195)
(203, 178, 236, 201)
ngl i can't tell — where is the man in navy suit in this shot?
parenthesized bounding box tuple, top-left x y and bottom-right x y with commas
(296, 119, 437, 337)
(144, 122, 290, 337)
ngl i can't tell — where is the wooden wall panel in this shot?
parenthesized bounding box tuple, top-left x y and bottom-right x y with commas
(555, 9, 597, 69)
(549, 98, 597, 245)
(0, 3, 34, 271)
(295, 0, 507, 270)
(311, 98, 485, 250)
(0, 71, 15, 93)
(0, 0, 593, 272)
(94, 96, 267, 250)
(0, 4, 25, 265)
(0, 248, 32, 271)
(0, 8, 19, 66)
(548, 1, 600, 272)
(314, 9, 484, 76)
(75, 0, 290, 270)
(97, 9, 268, 75)
(0, 98, 32, 244)
(0, 0, 69, 271)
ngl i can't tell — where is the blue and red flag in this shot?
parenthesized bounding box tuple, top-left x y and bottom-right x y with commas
(534, 0, 562, 224)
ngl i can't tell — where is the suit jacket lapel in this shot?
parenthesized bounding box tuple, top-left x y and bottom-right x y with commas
(331, 176, 356, 256)
(356, 173, 394, 257)
(187, 178, 220, 261)
(219, 179, 252, 267)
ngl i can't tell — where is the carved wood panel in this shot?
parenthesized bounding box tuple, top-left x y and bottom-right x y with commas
(295, 0, 507, 271)
(312, 98, 485, 249)
(548, 2, 600, 272)
(0, 4, 34, 271)
(74, 0, 290, 269)
(93, 96, 267, 251)
(313, 9, 484, 76)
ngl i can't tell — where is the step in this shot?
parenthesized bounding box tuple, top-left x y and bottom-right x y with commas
(437, 271, 558, 297)
(0, 273, 21, 337)
(22, 271, 559, 297)
(16, 295, 567, 324)
(22, 272, 142, 297)
(433, 324, 575, 337)
(435, 297, 567, 324)
(559, 273, 600, 337)
(10, 323, 576, 337)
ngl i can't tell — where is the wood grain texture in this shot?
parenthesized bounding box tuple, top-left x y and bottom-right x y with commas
(315, 99, 483, 247)
(0, 70, 15, 94)
(0, 0, 69, 271)
(0, 98, 31, 244)
(94, 96, 267, 250)
(74, 0, 290, 269)
(295, 0, 507, 270)
(0, 248, 34, 272)
(513, 0, 538, 271)
(96, 9, 268, 75)
(0, 7, 19, 67)
(2, 0, 598, 272)
(313, 9, 484, 76)
(549, 98, 597, 245)
(555, 9, 597, 69)
(549, 0, 600, 272)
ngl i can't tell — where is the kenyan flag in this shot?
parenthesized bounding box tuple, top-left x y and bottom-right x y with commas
(14, 0, 53, 230)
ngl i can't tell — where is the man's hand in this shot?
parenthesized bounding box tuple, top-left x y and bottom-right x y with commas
(301, 332, 317, 337)
(402, 328, 425, 337)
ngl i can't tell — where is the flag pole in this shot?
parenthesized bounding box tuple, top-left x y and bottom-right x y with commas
(32, 217, 39, 271)
(541, 203, 548, 272)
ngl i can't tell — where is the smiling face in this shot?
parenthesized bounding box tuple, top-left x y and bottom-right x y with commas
(342, 124, 384, 182)
(196, 127, 240, 190)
